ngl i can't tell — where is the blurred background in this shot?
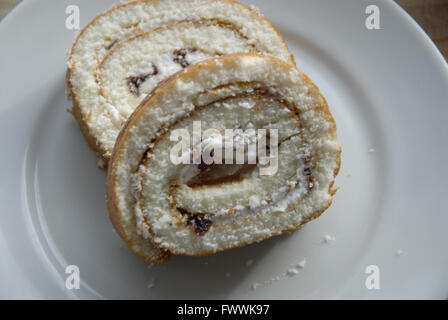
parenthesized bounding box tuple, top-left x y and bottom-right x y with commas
(0, 0, 446, 59)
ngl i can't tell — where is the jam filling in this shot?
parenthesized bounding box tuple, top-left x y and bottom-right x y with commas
(178, 207, 213, 236)
(127, 64, 159, 96)
(187, 163, 256, 188)
(172, 48, 196, 68)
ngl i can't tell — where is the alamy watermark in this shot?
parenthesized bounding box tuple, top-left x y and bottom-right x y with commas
(65, 265, 80, 290)
(365, 5, 381, 30)
(65, 5, 80, 30)
(365, 264, 380, 290)
(170, 121, 278, 176)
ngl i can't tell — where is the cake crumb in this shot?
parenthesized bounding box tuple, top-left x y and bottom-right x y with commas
(97, 158, 106, 169)
(267, 275, 281, 284)
(147, 277, 156, 289)
(286, 257, 307, 276)
(286, 268, 299, 276)
(245, 259, 254, 267)
(323, 234, 336, 244)
(250, 257, 308, 291)
(296, 257, 307, 269)
(250, 282, 261, 291)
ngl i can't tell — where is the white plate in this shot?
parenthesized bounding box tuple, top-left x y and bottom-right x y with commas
(0, 0, 447, 299)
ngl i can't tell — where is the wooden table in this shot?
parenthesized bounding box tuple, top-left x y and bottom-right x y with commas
(396, 0, 448, 60)
(0, 0, 446, 60)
